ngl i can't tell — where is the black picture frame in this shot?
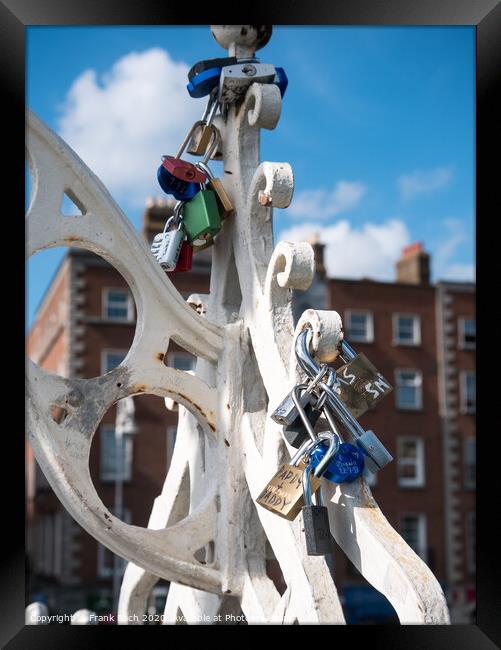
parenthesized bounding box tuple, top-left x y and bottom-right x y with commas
(4, 0, 498, 646)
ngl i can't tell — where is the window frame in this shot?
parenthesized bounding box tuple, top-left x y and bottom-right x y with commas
(166, 425, 177, 472)
(345, 309, 374, 343)
(458, 317, 476, 350)
(393, 313, 421, 346)
(101, 349, 128, 375)
(400, 513, 427, 562)
(460, 370, 476, 414)
(99, 424, 133, 482)
(397, 436, 425, 488)
(167, 351, 196, 372)
(102, 287, 135, 323)
(394, 368, 423, 411)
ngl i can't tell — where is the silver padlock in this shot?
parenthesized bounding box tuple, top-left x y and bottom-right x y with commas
(270, 364, 329, 429)
(150, 202, 186, 271)
(218, 62, 277, 104)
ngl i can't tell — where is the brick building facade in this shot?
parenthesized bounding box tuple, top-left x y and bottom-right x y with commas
(26, 204, 475, 623)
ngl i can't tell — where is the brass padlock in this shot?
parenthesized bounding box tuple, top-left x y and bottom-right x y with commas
(256, 440, 321, 521)
(188, 90, 220, 156)
(256, 460, 321, 521)
(334, 353, 392, 418)
(196, 160, 234, 220)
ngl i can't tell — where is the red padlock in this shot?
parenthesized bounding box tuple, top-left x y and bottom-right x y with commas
(169, 241, 193, 272)
(161, 156, 207, 183)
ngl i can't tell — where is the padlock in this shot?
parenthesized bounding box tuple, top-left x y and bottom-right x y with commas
(196, 161, 234, 221)
(218, 62, 277, 104)
(283, 366, 337, 448)
(161, 120, 214, 189)
(187, 89, 220, 156)
(332, 340, 393, 418)
(150, 203, 186, 271)
(302, 462, 332, 556)
(169, 240, 193, 273)
(256, 430, 338, 521)
(187, 66, 223, 99)
(309, 441, 365, 484)
(160, 155, 207, 184)
(295, 328, 393, 474)
(188, 56, 256, 81)
(271, 384, 316, 428)
(274, 67, 288, 97)
(157, 164, 200, 202)
(180, 189, 221, 243)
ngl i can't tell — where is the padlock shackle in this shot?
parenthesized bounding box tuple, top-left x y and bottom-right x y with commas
(172, 200, 187, 226)
(291, 430, 340, 477)
(161, 215, 176, 234)
(201, 87, 219, 126)
(195, 160, 214, 181)
(302, 430, 338, 504)
(175, 120, 207, 159)
(201, 127, 222, 165)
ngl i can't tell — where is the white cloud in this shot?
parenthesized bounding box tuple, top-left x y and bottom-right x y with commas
(440, 264, 475, 281)
(57, 48, 205, 207)
(398, 166, 453, 201)
(434, 218, 475, 281)
(287, 181, 367, 219)
(279, 219, 410, 280)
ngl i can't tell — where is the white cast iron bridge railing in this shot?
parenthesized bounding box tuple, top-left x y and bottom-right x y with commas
(25, 24, 450, 625)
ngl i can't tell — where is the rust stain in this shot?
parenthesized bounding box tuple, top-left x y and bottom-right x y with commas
(132, 384, 148, 393)
(64, 235, 79, 242)
(176, 391, 216, 432)
(156, 352, 165, 362)
(226, 403, 231, 410)
(224, 439, 230, 447)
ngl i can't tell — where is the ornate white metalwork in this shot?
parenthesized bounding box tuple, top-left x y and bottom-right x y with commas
(25, 24, 450, 625)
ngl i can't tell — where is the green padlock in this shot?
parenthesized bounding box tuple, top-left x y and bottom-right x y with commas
(182, 189, 221, 243)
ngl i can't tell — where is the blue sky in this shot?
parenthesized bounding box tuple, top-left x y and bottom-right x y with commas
(26, 26, 475, 328)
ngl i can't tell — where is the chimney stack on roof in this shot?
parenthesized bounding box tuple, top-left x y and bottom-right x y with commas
(307, 232, 326, 277)
(142, 197, 176, 244)
(396, 241, 430, 285)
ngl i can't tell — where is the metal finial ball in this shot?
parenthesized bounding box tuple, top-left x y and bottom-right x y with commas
(211, 25, 272, 52)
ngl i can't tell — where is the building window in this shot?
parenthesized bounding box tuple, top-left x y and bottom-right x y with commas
(393, 314, 421, 346)
(459, 318, 476, 349)
(345, 310, 374, 343)
(168, 352, 196, 372)
(166, 426, 177, 472)
(395, 369, 423, 410)
(464, 439, 476, 489)
(460, 371, 476, 413)
(400, 514, 427, 561)
(97, 510, 131, 578)
(397, 437, 425, 487)
(102, 350, 127, 374)
(103, 288, 134, 322)
(100, 425, 133, 481)
(466, 511, 476, 575)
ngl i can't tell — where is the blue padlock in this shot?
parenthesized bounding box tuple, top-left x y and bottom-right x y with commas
(274, 67, 288, 97)
(187, 67, 222, 98)
(310, 442, 365, 484)
(157, 164, 200, 201)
